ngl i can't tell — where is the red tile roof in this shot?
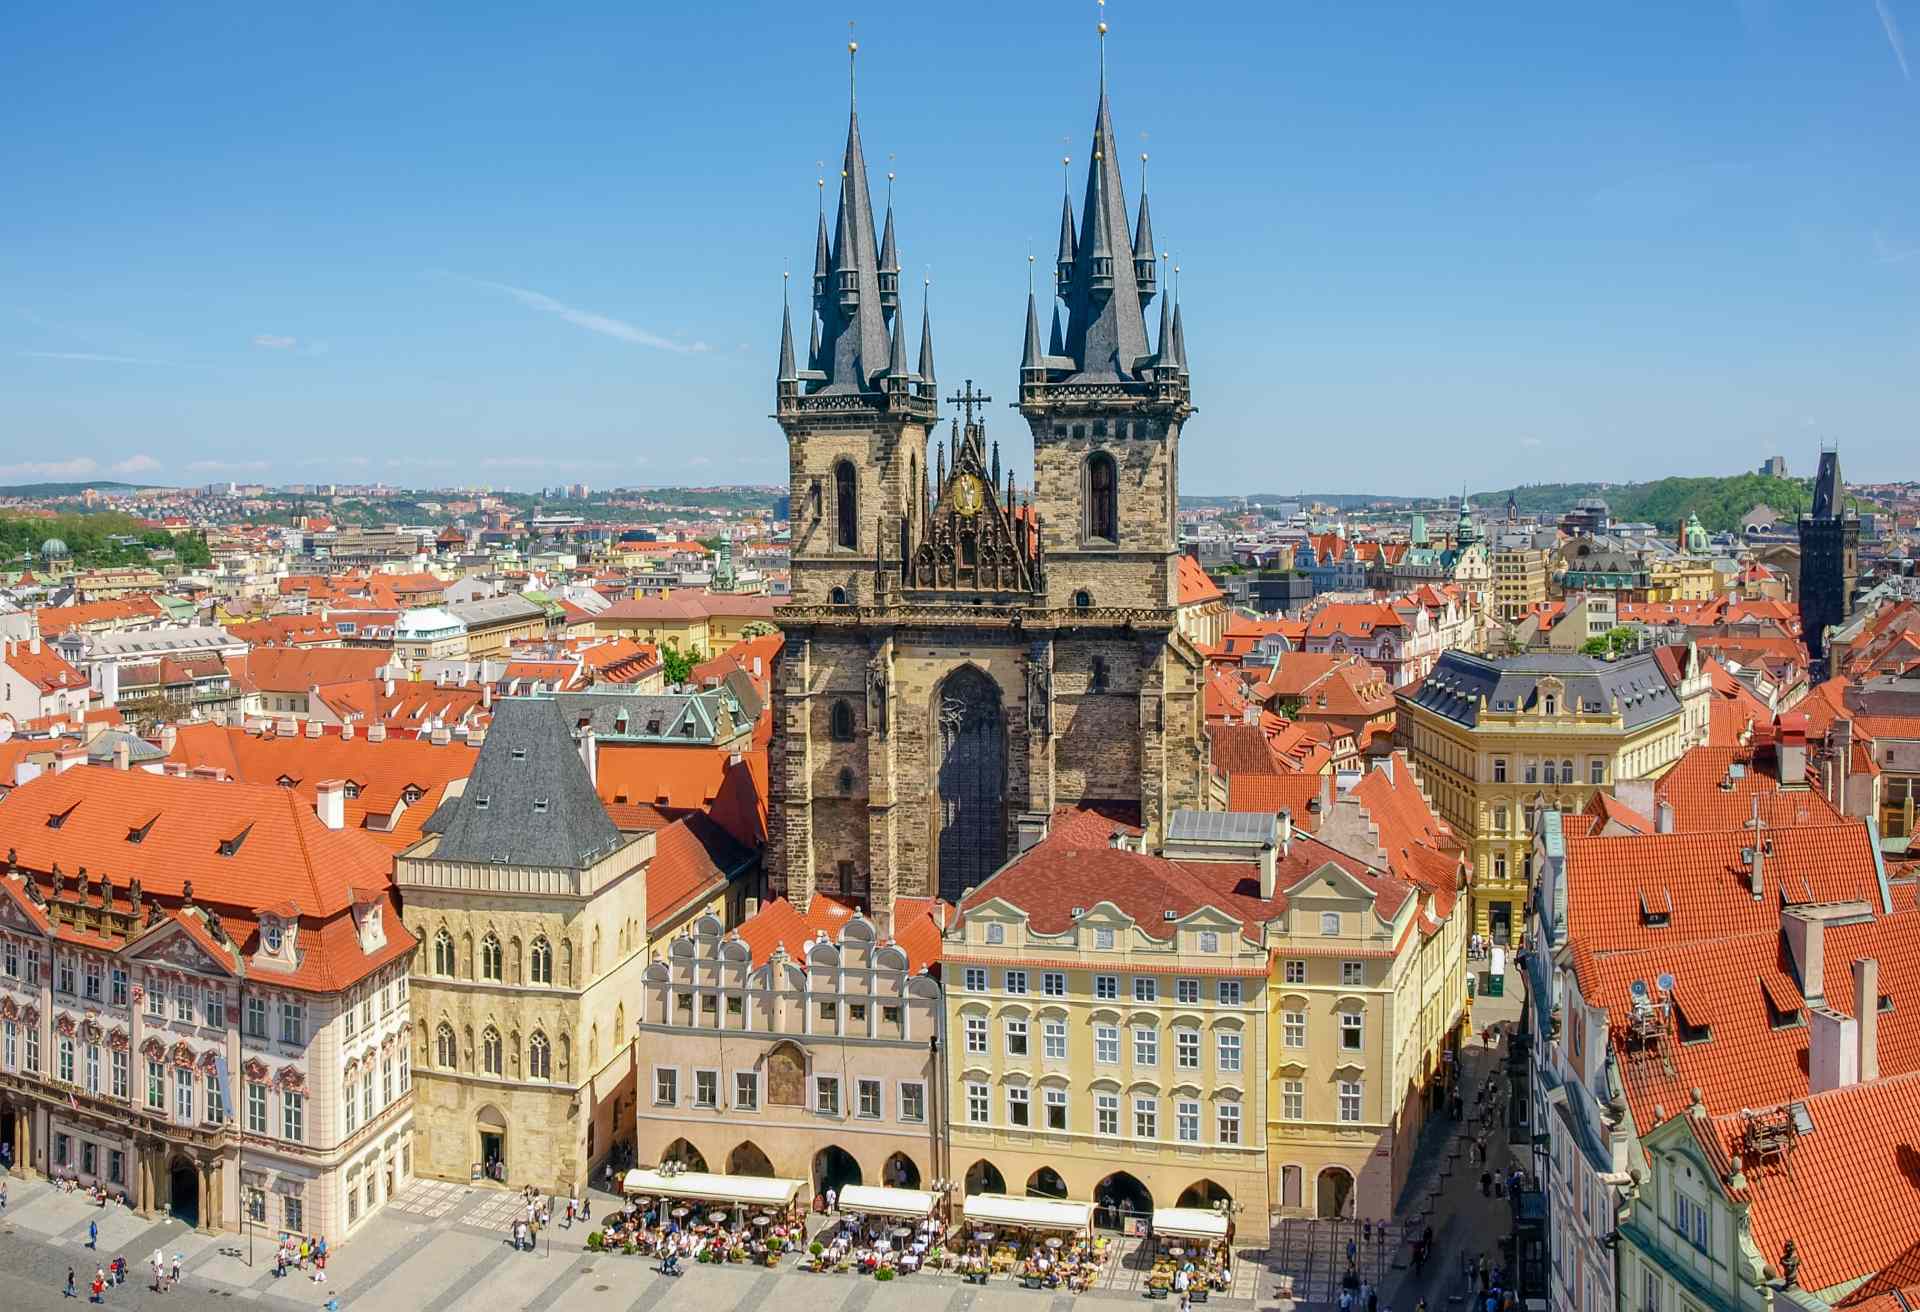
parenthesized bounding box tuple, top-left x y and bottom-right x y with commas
(645, 813, 754, 934)
(732, 895, 948, 973)
(223, 646, 392, 694)
(1176, 555, 1226, 606)
(1652, 745, 1843, 832)
(3, 642, 86, 694)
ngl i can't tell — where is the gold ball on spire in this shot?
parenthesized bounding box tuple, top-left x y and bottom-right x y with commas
(1098, 21, 1107, 33)
(849, 40, 858, 54)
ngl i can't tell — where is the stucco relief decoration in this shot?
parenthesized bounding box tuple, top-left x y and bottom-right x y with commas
(55, 1012, 76, 1037)
(79, 1018, 101, 1043)
(129, 985, 143, 1005)
(277, 1065, 305, 1091)
(242, 1058, 269, 1083)
(171, 1040, 196, 1068)
(342, 1054, 360, 1079)
(106, 1028, 129, 1053)
(141, 1037, 165, 1061)
(198, 1050, 219, 1075)
(23, 1004, 38, 1025)
(0, 996, 16, 1021)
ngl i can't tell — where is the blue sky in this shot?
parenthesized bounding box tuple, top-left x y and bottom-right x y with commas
(1, 0, 1915, 495)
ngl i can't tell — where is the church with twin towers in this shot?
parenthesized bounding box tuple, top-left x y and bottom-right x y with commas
(768, 24, 1211, 918)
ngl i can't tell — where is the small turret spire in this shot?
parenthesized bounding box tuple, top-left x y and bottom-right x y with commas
(1022, 284, 1044, 372)
(1155, 289, 1173, 366)
(777, 271, 797, 384)
(1171, 300, 1188, 375)
(1048, 302, 1065, 357)
(1055, 185, 1077, 295)
(878, 172, 900, 319)
(886, 305, 910, 379)
(1132, 153, 1157, 304)
(917, 277, 936, 389)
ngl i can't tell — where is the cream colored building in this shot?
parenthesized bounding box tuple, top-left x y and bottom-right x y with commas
(632, 899, 946, 1198)
(397, 696, 655, 1196)
(1491, 545, 1552, 623)
(1396, 648, 1708, 942)
(943, 810, 1274, 1227)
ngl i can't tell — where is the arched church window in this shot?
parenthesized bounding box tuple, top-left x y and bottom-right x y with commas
(1086, 453, 1117, 542)
(829, 699, 856, 741)
(830, 587, 849, 605)
(1073, 590, 1093, 610)
(835, 460, 858, 550)
(1091, 656, 1109, 694)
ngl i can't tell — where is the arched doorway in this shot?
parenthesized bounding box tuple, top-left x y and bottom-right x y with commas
(168, 1160, 199, 1229)
(1317, 1167, 1355, 1219)
(935, 666, 1006, 902)
(812, 1145, 862, 1198)
(1177, 1179, 1232, 1211)
(727, 1141, 774, 1178)
(476, 1104, 508, 1178)
(881, 1152, 921, 1189)
(1026, 1166, 1069, 1199)
(1094, 1171, 1153, 1231)
(964, 1159, 1006, 1196)
(661, 1138, 707, 1173)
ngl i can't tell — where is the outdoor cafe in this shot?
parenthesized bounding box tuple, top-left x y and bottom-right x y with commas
(603, 1168, 809, 1267)
(1144, 1206, 1234, 1302)
(958, 1193, 1108, 1292)
(798, 1184, 945, 1277)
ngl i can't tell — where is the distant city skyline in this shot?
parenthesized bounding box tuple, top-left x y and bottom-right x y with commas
(2, 1, 1916, 493)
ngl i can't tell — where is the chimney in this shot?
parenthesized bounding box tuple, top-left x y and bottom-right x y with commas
(1259, 840, 1279, 901)
(1784, 910, 1825, 1003)
(305, 718, 322, 738)
(1747, 842, 1764, 900)
(483, 683, 493, 708)
(1807, 1006, 1858, 1093)
(579, 726, 597, 786)
(1854, 957, 1880, 1083)
(1277, 807, 1294, 858)
(430, 726, 451, 747)
(367, 722, 387, 743)
(55, 744, 86, 774)
(384, 677, 395, 696)
(113, 739, 131, 772)
(1828, 718, 1853, 812)
(1777, 715, 1808, 788)
(314, 779, 345, 829)
(1655, 798, 1675, 834)
(742, 897, 759, 920)
(340, 721, 355, 741)
(158, 723, 176, 755)
(29, 634, 40, 654)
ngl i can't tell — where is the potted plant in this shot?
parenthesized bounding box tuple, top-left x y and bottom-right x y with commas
(875, 1267, 896, 1282)
(586, 1231, 604, 1251)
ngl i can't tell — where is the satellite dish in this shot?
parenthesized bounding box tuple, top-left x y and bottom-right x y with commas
(1630, 980, 1650, 1002)
(1656, 972, 1676, 994)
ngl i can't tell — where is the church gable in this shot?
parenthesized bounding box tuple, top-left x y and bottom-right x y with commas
(907, 395, 1040, 596)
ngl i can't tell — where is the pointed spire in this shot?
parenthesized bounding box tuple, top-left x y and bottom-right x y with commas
(1171, 301, 1188, 374)
(1156, 294, 1174, 368)
(1022, 289, 1044, 372)
(808, 313, 821, 371)
(878, 187, 900, 319)
(887, 307, 910, 378)
(916, 280, 936, 388)
(777, 274, 797, 384)
(811, 204, 829, 304)
(812, 52, 892, 395)
(1132, 155, 1157, 305)
(1055, 190, 1077, 294)
(1048, 302, 1065, 357)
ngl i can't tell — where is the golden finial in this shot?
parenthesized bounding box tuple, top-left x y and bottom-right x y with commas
(1097, 0, 1108, 89)
(1028, 251, 1036, 294)
(848, 21, 858, 105)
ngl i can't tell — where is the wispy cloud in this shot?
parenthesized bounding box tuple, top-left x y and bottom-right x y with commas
(454, 275, 709, 353)
(186, 459, 269, 474)
(0, 457, 105, 481)
(1877, 0, 1912, 81)
(253, 334, 298, 350)
(1519, 437, 1544, 449)
(112, 454, 162, 475)
(387, 457, 454, 470)
(17, 350, 184, 366)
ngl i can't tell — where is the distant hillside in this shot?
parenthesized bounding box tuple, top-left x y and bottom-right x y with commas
(0, 480, 156, 497)
(1475, 474, 1828, 535)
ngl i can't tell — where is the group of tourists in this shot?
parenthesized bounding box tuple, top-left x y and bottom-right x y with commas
(953, 1226, 1109, 1290)
(270, 1232, 330, 1280)
(1147, 1239, 1232, 1301)
(800, 1211, 943, 1275)
(596, 1196, 804, 1269)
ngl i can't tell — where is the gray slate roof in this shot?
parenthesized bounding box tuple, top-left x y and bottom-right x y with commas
(446, 594, 547, 627)
(422, 697, 625, 869)
(1405, 649, 1681, 730)
(550, 688, 738, 745)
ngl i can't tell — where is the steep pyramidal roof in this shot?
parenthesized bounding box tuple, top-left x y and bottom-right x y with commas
(1812, 449, 1846, 519)
(916, 291, 936, 387)
(811, 106, 893, 395)
(1058, 84, 1154, 381)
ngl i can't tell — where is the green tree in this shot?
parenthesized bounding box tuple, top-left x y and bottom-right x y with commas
(660, 640, 698, 685)
(1579, 626, 1638, 658)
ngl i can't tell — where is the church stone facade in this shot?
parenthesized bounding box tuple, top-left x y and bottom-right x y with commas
(769, 52, 1211, 914)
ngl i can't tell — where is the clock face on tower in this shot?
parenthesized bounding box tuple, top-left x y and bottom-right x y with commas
(952, 473, 985, 517)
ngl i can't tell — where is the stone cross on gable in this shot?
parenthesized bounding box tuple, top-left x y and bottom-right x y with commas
(946, 380, 991, 429)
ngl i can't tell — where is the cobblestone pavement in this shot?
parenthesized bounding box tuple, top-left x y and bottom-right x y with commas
(0, 1172, 1269, 1310)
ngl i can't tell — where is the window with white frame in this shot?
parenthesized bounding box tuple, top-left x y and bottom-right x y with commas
(282, 1090, 304, 1142)
(83, 959, 102, 1001)
(1341, 1010, 1364, 1050)
(966, 1081, 989, 1124)
(22, 1025, 36, 1074)
(0, 940, 13, 978)
(1133, 977, 1157, 1003)
(1133, 1095, 1157, 1139)
(1282, 1080, 1304, 1120)
(1198, 930, 1219, 953)
(279, 999, 305, 1045)
(965, 1015, 987, 1054)
(56, 954, 74, 995)
(174, 1066, 194, 1121)
(1591, 757, 1606, 785)
(1177, 978, 1200, 1004)
(1094, 974, 1118, 1000)
(146, 1060, 164, 1110)
(735, 1071, 758, 1111)
(1218, 1029, 1242, 1072)
(814, 1075, 840, 1115)
(1133, 1026, 1157, 1065)
(1042, 1086, 1067, 1130)
(245, 995, 267, 1039)
(1095, 1092, 1119, 1136)
(246, 1083, 267, 1134)
(857, 1078, 882, 1119)
(1094, 1025, 1119, 1064)
(1005, 1017, 1029, 1057)
(1007, 1085, 1030, 1127)
(1218, 1101, 1241, 1144)
(694, 1069, 719, 1108)
(56, 1036, 73, 1084)
(1042, 971, 1066, 997)
(175, 985, 194, 1024)
(1005, 969, 1028, 995)
(1673, 1190, 1709, 1253)
(1320, 912, 1341, 936)
(985, 922, 1005, 945)
(111, 1049, 128, 1101)
(1218, 979, 1242, 1006)
(899, 1081, 925, 1123)
(84, 1042, 100, 1095)
(964, 967, 987, 992)
(1175, 1027, 1200, 1069)
(1338, 1080, 1363, 1122)
(654, 1067, 678, 1105)
(1283, 1010, 1306, 1048)
(1043, 1019, 1068, 1061)
(1284, 960, 1306, 984)
(146, 979, 166, 1017)
(1342, 960, 1364, 986)
(1176, 1100, 1201, 1142)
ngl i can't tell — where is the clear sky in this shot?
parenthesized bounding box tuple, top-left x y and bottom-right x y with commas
(2, 1, 1915, 495)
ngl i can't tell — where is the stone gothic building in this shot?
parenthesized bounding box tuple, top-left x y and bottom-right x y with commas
(768, 46, 1211, 913)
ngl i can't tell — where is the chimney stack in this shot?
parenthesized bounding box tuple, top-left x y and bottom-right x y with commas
(367, 722, 387, 743)
(1259, 840, 1279, 901)
(1777, 714, 1809, 788)
(314, 779, 346, 829)
(1747, 842, 1765, 900)
(1655, 798, 1675, 834)
(340, 721, 355, 741)
(1854, 957, 1880, 1083)
(1784, 909, 1826, 1003)
(113, 739, 131, 772)
(1808, 1005, 1859, 1093)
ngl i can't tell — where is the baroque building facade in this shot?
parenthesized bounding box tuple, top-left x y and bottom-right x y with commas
(768, 49, 1210, 911)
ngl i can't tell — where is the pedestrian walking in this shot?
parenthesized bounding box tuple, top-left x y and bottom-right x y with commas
(1368, 1284, 1380, 1312)
(825, 1186, 837, 1214)
(581, 1197, 591, 1222)
(88, 1219, 98, 1248)
(66, 1265, 78, 1299)
(1, 1179, 8, 1210)
(171, 1253, 183, 1287)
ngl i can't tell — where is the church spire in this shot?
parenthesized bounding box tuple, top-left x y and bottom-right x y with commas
(1055, 188, 1077, 296)
(777, 274, 797, 385)
(813, 38, 892, 396)
(878, 180, 901, 320)
(1048, 302, 1065, 357)
(1133, 154, 1156, 306)
(916, 280, 936, 390)
(1021, 287, 1044, 374)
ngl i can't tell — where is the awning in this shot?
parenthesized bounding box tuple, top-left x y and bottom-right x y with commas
(620, 1169, 804, 1209)
(961, 1193, 1093, 1233)
(1152, 1207, 1229, 1241)
(836, 1184, 939, 1220)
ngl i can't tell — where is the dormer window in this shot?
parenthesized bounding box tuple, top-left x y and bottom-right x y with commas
(342, 782, 361, 799)
(262, 918, 285, 954)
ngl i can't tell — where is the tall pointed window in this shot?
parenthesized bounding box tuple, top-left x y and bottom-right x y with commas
(835, 460, 858, 550)
(1086, 453, 1117, 543)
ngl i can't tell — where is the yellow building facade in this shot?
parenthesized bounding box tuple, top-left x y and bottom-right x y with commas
(1395, 649, 1707, 943)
